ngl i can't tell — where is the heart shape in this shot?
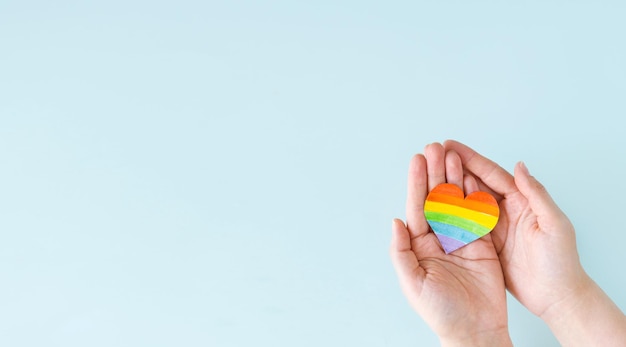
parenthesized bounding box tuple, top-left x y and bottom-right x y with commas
(424, 183, 500, 254)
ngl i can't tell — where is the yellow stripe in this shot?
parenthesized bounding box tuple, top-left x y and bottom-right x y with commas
(424, 201, 498, 229)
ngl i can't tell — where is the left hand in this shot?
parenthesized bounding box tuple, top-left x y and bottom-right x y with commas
(390, 143, 512, 346)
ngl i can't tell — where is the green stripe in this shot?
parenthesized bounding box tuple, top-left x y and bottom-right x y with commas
(424, 211, 491, 237)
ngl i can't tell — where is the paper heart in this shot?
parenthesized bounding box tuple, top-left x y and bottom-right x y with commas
(424, 183, 500, 254)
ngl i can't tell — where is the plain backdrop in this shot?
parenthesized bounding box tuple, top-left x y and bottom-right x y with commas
(1, 1, 625, 346)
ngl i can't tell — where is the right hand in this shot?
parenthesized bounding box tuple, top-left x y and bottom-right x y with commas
(443, 140, 591, 319)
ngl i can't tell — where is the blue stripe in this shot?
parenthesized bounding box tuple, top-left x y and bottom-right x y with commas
(428, 221, 481, 244)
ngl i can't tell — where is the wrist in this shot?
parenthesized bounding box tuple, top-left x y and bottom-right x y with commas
(541, 274, 626, 346)
(539, 273, 594, 327)
(440, 327, 513, 347)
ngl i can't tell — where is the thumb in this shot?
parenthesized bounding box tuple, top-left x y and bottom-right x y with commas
(514, 161, 563, 220)
(390, 219, 424, 293)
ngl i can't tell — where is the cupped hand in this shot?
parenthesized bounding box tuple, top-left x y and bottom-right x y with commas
(442, 140, 589, 320)
(390, 143, 512, 346)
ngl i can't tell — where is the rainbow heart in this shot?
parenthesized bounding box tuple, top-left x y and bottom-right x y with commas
(424, 183, 500, 254)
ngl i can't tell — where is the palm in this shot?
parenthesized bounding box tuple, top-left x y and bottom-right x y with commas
(489, 191, 579, 316)
(406, 233, 506, 336)
(488, 194, 542, 311)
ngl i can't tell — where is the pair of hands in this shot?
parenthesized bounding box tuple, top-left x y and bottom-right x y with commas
(390, 141, 625, 346)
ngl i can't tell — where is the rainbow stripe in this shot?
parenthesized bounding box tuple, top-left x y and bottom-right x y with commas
(424, 183, 499, 253)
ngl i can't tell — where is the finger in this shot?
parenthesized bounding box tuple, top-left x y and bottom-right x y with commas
(424, 143, 446, 191)
(463, 174, 480, 194)
(514, 161, 564, 220)
(464, 171, 504, 201)
(406, 154, 430, 239)
(445, 150, 464, 191)
(390, 219, 425, 291)
(443, 140, 517, 197)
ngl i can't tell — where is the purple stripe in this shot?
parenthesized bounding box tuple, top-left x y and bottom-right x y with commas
(435, 233, 467, 254)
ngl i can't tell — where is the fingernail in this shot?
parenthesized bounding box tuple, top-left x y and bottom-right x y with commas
(392, 218, 404, 225)
(519, 161, 530, 176)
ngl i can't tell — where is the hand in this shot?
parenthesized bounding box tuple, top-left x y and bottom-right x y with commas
(390, 143, 512, 346)
(443, 140, 586, 316)
(444, 140, 626, 346)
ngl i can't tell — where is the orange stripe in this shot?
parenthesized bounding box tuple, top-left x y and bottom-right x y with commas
(466, 191, 498, 206)
(426, 192, 465, 206)
(426, 192, 499, 216)
(430, 184, 464, 198)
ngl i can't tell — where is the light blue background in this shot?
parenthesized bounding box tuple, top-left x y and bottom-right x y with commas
(1, 1, 625, 346)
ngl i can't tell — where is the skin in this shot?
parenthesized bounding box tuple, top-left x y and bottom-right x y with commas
(442, 140, 626, 346)
(390, 143, 513, 346)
